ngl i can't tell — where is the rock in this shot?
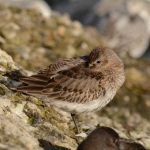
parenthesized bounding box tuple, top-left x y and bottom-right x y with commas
(0, 49, 18, 75)
(0, 4, 149, 150)
(0, 4, 104, 71)
(0, 49, 77, 150)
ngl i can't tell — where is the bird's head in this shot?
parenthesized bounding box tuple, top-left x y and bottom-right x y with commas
(88, 47, 124, 72)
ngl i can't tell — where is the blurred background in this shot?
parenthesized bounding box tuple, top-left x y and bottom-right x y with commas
(0, 0, 149, 150)
(48, 0, 150, 58)
(0, 0, 150, 70)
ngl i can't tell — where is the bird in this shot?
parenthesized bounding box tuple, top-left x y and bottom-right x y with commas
(77, 127, 146, 150)
(77, 126, 120, 150)
(17, 47, 125, 131)
(119, 138, 146, 150)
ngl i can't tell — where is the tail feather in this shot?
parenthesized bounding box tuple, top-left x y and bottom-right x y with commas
(20, 78, 48, 86)
(30, 74, 49, 80)
(17, 85, 44, 93)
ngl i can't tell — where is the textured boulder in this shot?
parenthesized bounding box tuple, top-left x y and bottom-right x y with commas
(0, 4, 149, 150)
(0, 49, 77, 150)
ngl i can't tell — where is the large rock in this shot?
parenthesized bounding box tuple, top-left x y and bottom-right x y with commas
(0, 4, 149, 150)
(0, 49, 77, 150)
(0, 4, 103, 71)
(0, 49, 18, 75)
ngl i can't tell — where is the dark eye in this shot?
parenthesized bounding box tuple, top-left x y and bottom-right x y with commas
(96, 61, 101, 64)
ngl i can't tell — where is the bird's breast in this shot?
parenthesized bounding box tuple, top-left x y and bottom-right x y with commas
(44, 88, 116, 114)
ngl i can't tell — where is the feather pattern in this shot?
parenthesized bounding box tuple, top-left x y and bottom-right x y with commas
(17, 47, 125, 113)
(17, 57, 104, 103)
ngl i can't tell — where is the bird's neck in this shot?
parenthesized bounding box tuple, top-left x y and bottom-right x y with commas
(103, 67, 125, 88)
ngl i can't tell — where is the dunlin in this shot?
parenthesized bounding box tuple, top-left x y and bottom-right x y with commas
(77, 127, 146, 150)
(17, 47, 125, 131)
(77, 126, 120, 150)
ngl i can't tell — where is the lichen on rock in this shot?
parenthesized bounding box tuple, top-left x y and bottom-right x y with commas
(0, 49, 77, 150)
(0, 49, 18, 75)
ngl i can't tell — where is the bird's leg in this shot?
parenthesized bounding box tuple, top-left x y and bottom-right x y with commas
(71, 113, 80, 133)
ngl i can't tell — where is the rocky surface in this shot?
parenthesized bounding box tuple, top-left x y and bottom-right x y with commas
(0, 4, 150, 150)
(0, 49, 77, 150)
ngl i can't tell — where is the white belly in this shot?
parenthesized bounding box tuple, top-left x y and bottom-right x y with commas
(44, 89, 116, 114)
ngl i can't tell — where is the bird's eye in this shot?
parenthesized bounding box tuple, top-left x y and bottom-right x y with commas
(96, 61, 101, 64)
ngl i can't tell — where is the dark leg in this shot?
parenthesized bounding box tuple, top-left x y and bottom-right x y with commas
(71, 113, 80, 133)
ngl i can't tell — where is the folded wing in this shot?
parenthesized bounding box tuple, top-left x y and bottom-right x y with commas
(17, 58, 103, 103)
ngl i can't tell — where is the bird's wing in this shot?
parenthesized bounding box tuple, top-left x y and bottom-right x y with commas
(18, 58, 85, 85)
(17, 58, 105, 103)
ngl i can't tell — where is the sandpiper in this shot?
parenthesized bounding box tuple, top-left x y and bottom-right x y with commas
(77, 126, 120, 150)
(17, 47, 125, 131)
(77, 127, 146, 150)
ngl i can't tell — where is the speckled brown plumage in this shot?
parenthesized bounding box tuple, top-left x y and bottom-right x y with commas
(17, 47, 125, 113)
